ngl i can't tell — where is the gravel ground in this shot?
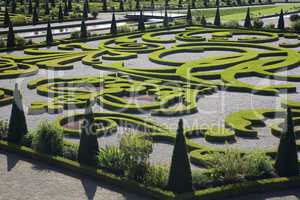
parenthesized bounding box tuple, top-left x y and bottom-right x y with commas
(0, 150, 150, 200)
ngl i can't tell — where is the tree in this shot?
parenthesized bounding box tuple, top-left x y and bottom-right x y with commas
(119, 0, 124, 11)
(163, 8, 169, 28)
(102, 0, 107, 11)
(204, 0, 209, 7)
(11, 0, 16, 13)
(214, 6, 221, 26)
(191, 0, 196, 9)
(151, 0, 155, 9)
(178, 0, 182, 8)
(78, 103, 99, 167)
(28, 0, 33, 14)
(64, 0, 69, 16)
(135, 0, 140, 10)
(45, 0, 50, 15)
(275, 108, 299, 177)
(58, 3, 64, 22)
(68, 0, 72, 10)
(186, 4, 192, 25)
(46, 21, 53, 46)
(83, 0, 89, 20)
(278, 9, 285, 30)
(110, 12, 117, 35)
(165, 0, 169, 8)
(80, 20, 87, 39)
(215, 0, 219, 7)
(244, 7, 252, 28)
(32, 3, 39, 25)
(7, 22, 15, 48)
(4, 7, 10, 27)
(167, 119, 193, 193)
(201, 15, 207, 26)
(7, 84, 28, 144)
(138, 10, 145, 31)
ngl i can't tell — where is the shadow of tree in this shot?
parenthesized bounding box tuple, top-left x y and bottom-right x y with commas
(80, 177, 97, 200)
(6, 150, 19, 171)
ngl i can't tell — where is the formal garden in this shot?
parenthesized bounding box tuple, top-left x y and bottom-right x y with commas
(1, 1, 300, 199)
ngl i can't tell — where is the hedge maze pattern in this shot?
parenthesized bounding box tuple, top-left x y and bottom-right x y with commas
(2, 26, 300, 167)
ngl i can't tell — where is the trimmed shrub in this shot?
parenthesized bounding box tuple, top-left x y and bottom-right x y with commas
(63, 142, 78, 161)
(253, 18, 264, 29)
(214, 7, 221, 27)
(46, 21, 53, 46)
(110, 12, 117, 35)
(244, 7, 251, 28)
(186, 4, 192, 25)
(32, 120, 63, 155)
(4, 7, 10, 27)
(275, 108, 299, 177)
(277, 9, 285, 30)
(144, 165, 168, 188)
(80, 20, 87, 39)
(0, 120, 8, 139)
(138, 10, 145, 32)
(78, 104, 99, 167)
(7, 84, 28, 144)
(168, 119, 193, 193)
(7, 22, 15, 48)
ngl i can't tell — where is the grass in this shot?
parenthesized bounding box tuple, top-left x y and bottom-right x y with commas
(191, 3, 300, 21)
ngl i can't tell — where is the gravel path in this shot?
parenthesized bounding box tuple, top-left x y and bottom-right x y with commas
(0, 150, 150, 200)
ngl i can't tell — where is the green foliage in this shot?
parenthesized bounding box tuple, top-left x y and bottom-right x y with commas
(186, 4, 192, 25)
(46, 21, 53, 46)
(63, 142, 78, 161)
(32, 3, 39, 25)
(275, 108, 299, 177)
(7, 22, 15, 48)
(168, 119, 193, 193)
(110, 12, 117, 35)
(120, 132, 152, 181)
(253, 18, 264, 28)
(98, 145, 126, 174)
(32, 120, 63, 155)
(80, 20, 87, 39)
(208, 148, 274, 182)
(138, 10, 145, 32)
(0, 120, 8, 140)
(144, 165, 169, 188)
(7, 84, 27, 144)
(4, 7, 10, 27)
(292, 20, 300, 32)
(224, 20, 239, 28)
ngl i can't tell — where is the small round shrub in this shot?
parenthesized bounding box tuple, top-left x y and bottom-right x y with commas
(32, 120, 63, 156)
(253, 18, 264, 29)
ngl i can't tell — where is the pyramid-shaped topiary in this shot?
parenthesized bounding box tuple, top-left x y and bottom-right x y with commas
(214, 7, 221, 26)
(277, 9, 285, 30)
(138, 10, 145, 31)
(7, 22, 15, 48)
(275, 107, 299, 177)
(110, 12, 117, 35)
(4, 7, 10, 27)
(80, 20, 87, 39)
(7, 84, 28, 144)
(46, 21, 53, 46)
(186, 4, 192, 25)
(167, 119, 193, 193)
(244, 7, 252, 28)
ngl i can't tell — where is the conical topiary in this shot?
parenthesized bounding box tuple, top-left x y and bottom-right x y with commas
(4, 7, 10, 27)
(244, 7, 252, 28)
(45, 0, 50, 15)
(28, 0, 33, 14)
(135, 0, 140, 10)
(46, 21, 53, 45)
(119, 0, 124, 11)
(58, 3, 64, 22)
(186, 4, 192, 25)
(278, 9, 285, 30)
(214, 6, 221, 26)
(7, 22, 15, 48)
(274, 107, 299, 177)
(80, 20, 87, 39)
(110, 12, 117, 35)
(7, 84, 28, 144)
(64, 0, 69, 16)
(83, 0, 89, 20)
(167, 119, 193, 193)
(102, 0, 107, 11)
(68, 0, 72, 10)
(138, 10, 145, 31)
(78, 102, 99, 166)
(201, 15, 207, 26)
(163, 8, 169, 28)
(32, 3, 39, 25)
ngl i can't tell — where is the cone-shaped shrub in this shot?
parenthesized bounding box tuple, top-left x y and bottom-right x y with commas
(110, 12, 117, 35)
(68, 0, 72, 10)
(83, 0, 89, 20)
(136, 0, 140, 10)
(216, 0, 219, 6)
(28, 0, 33, 14)
(46, 21, 53, 45)
(4, 7, 10, 27)
(138, 10, 145, 31)
(45, 0, 50, 15)
(7, 22, 15, 48)
(178, 0, 182, 8)
(278, 9, 285, 30)
(167, 119, 193, 193)
(186, 4, 192, 25)
(201, 15, 207, 26)
(151, 0, 155, 9)
(191, 0, 196, 9)
(64, 0, 69, 16)
(78, 103, 99, 166)
(163, 8, 169, 28)
(244, 7, 252, 28)
(7, 84, 28, 144)
(58, 3, 64, 22)
(275, 107, 299, 177)
(102, 0, 107, 11)
(214, 7, 221, 26)
(11, 0, 16, 13)
(119, 0, 124, 11)
(80, 20, 87, 39)
(32, 3, 39, 25)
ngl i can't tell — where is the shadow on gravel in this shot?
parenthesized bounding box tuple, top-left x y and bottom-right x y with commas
(81, 177, 97, 200)
(6, 151, 19, 171)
